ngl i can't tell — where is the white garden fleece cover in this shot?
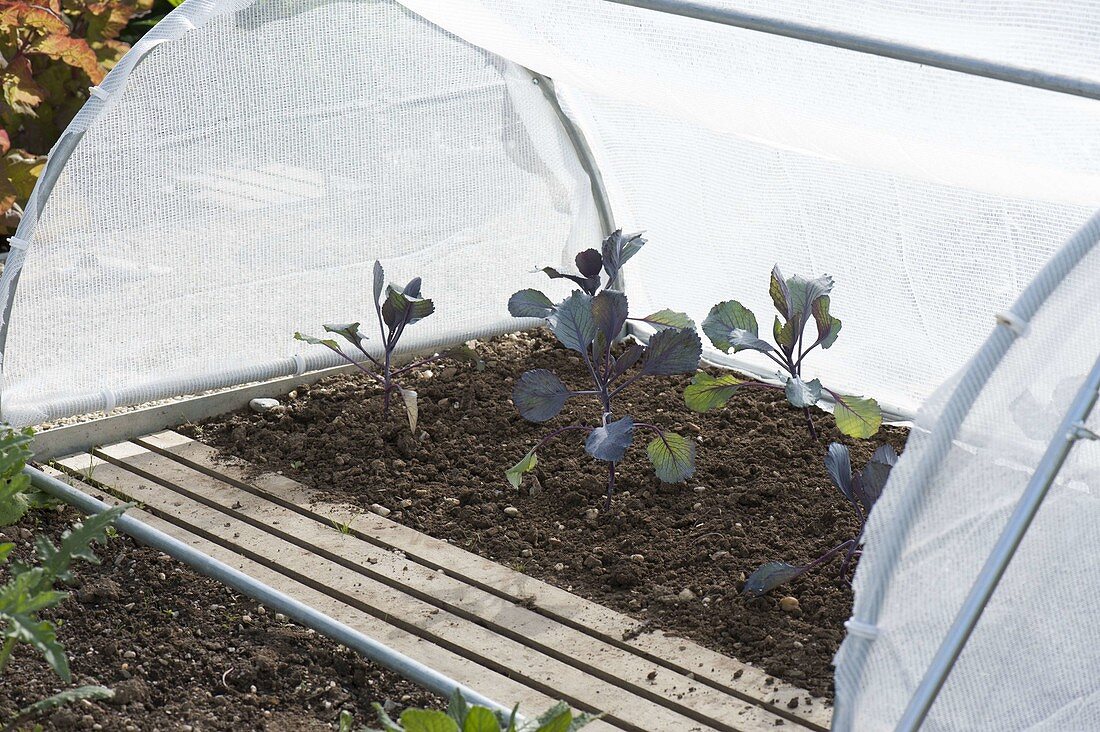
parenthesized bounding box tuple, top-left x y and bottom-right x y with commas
(3, 1, 1100, 729)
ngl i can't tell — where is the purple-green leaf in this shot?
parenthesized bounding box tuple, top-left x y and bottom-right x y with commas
(784, 376, 821, 408)
(683, 371, 743, 412)
(601, 229, 646, 284)
(372, 260, 385, 307)
(702, 300, 757, 353)
(585, 416, 634, 462)
(575, 248, 603, 278)
(609, 343, 644, 382)
(548, 291, 596, 354)
(294, 332, 340, 352)
(811, 296, 842, 349)
(513, 369, 573, 423)
(742, 561, 807, 598)
(824, 442, 855, 505)
(540, 266, 599, 295)
(727, 328, 776, 355)
(856, 444, 897, 511)
(508, 289, 556, 319)
(592, 290, 628, 342)
(633, 309, 695, 331)
(381, 285, 435, 330)
(830, 392, 882, 439)
(769, 265, 792, 319)
(322, 323, 365, 349)
(645, 431, 694, 482)
(641, 327, 701, 376)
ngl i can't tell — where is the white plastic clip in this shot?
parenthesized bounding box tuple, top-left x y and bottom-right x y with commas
(292, 353, 306, 376)
(99, 388, 117, 413)
(995, 310, 1029, 338)
(7, 237, 30, 251)
(844, 618, 880, 641)
(88, 86, 110, 101)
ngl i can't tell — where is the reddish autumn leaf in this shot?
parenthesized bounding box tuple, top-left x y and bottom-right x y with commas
(28, 33, 105, 84)
(2, 56, 47, 115)
(0, 1, 68, 34)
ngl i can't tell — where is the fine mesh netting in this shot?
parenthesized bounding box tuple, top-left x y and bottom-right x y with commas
(6, 3, 1100, 726)
(835, 214, 1100, 730)
(0, 0, 600, 426)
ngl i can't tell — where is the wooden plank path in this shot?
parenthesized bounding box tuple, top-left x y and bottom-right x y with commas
(53, 430, 832, 732)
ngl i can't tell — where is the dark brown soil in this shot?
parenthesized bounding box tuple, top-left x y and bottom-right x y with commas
(183, 329, 908, 699)
(0, 506, 438, 731)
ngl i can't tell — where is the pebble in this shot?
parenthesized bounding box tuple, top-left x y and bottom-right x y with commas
(248, 398, 280, 413)
(503, 506, 520, 518)
(693, 485, 707, 492)
(779, 596, 801, 613)
(520, 549, 532, 558)
(630, 554, 645, 563)
(553, 563, 565, 572)
(275, 613, 288, 623)
(369, 504, 391, 518)
(583, 555, 602, 569)
(677, 588, 696, 602)
(583, 508, 599, 524)
(122, 651, 136, 659)
(399, 499, 414, 508)
(692, 502, 703, 511)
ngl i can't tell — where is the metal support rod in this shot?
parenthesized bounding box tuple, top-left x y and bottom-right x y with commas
(26, 465, 514, 717)
(894, 352, 1100, 731)
(604, 0, 1100, 103)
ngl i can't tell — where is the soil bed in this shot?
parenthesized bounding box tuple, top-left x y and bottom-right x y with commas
(0, 506, 438, 731)
(185, 329, 908, 698)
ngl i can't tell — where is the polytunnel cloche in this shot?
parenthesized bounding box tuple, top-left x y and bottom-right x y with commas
(4, 0, 1100, 730)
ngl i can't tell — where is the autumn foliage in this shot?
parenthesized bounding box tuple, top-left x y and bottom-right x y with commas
(1, 0, 153, 234)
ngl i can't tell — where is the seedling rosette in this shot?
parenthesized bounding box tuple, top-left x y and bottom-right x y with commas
(506, 231, 701, 507)
(689, 265, 882, 439)
(295, 261, 476, 433)
(742, 442, 897, 597)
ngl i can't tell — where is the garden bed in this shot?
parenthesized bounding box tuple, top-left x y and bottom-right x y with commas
(183, 329, 908, 699)
(0, 505, 437, 731)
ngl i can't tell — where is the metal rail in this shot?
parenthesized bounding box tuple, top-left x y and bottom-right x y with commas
(27, 465, 514, 717)
(604, 0, 1100, 102)
(894, 354, 1100, 731)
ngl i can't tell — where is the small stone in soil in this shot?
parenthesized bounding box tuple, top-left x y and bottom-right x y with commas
(503, 506, 520, 518)
(678, 588, 696, 602)
(370, 503, 391, 517)
(780, 596, 801, 613)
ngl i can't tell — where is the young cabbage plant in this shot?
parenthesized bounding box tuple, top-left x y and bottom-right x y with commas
(296, 261, 462, 433)
(742, 442, 897, 598)
(506, 232, 701, 508)
(689, 266, 882, 439)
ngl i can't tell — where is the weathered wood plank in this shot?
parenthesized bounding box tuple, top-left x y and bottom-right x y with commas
(85, 440, 801, 731)
(136, 430, 832, 729)
(38, 467, 593, 728)
(59, 448, 733, 732)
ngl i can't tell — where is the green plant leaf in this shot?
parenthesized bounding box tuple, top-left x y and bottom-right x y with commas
(726, 328, 775, 355)
(608, 344, 644, 382)
(370, 701, 404, 731)
(600, 229, 646, 284)
(462, 707, 501, 732)
(382, 285, 435, 330)
(633, 309, 694, 331)
(831, 393, 882, 439)
(742, 561, 806, 598)
(548, 291, 595, 354)
(295, 332, 341, 351)
(701, 300, 757, 353)
(14, 685, 113, 725)
(323, 323, 366, 349)
(584, 416, 634, 463)
(505, 449, 538, 490)
(811, 296, 842, 349)
(513, 370, 572, 423)
(646, 432, 694, 483)
(784, 377, 822, 408)
(641, 327, 701, 376)
(447, 690, 470, 726)
(399, 708, 460, 732)
(683, 372, 743, 412)
(508, 289, 555, 319)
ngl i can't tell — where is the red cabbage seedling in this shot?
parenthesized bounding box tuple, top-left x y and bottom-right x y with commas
(295, 260, 454, 433)
(688, 266, 882, 439)
(506, 231, 702, 508)
(742, 442, 897, 597)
